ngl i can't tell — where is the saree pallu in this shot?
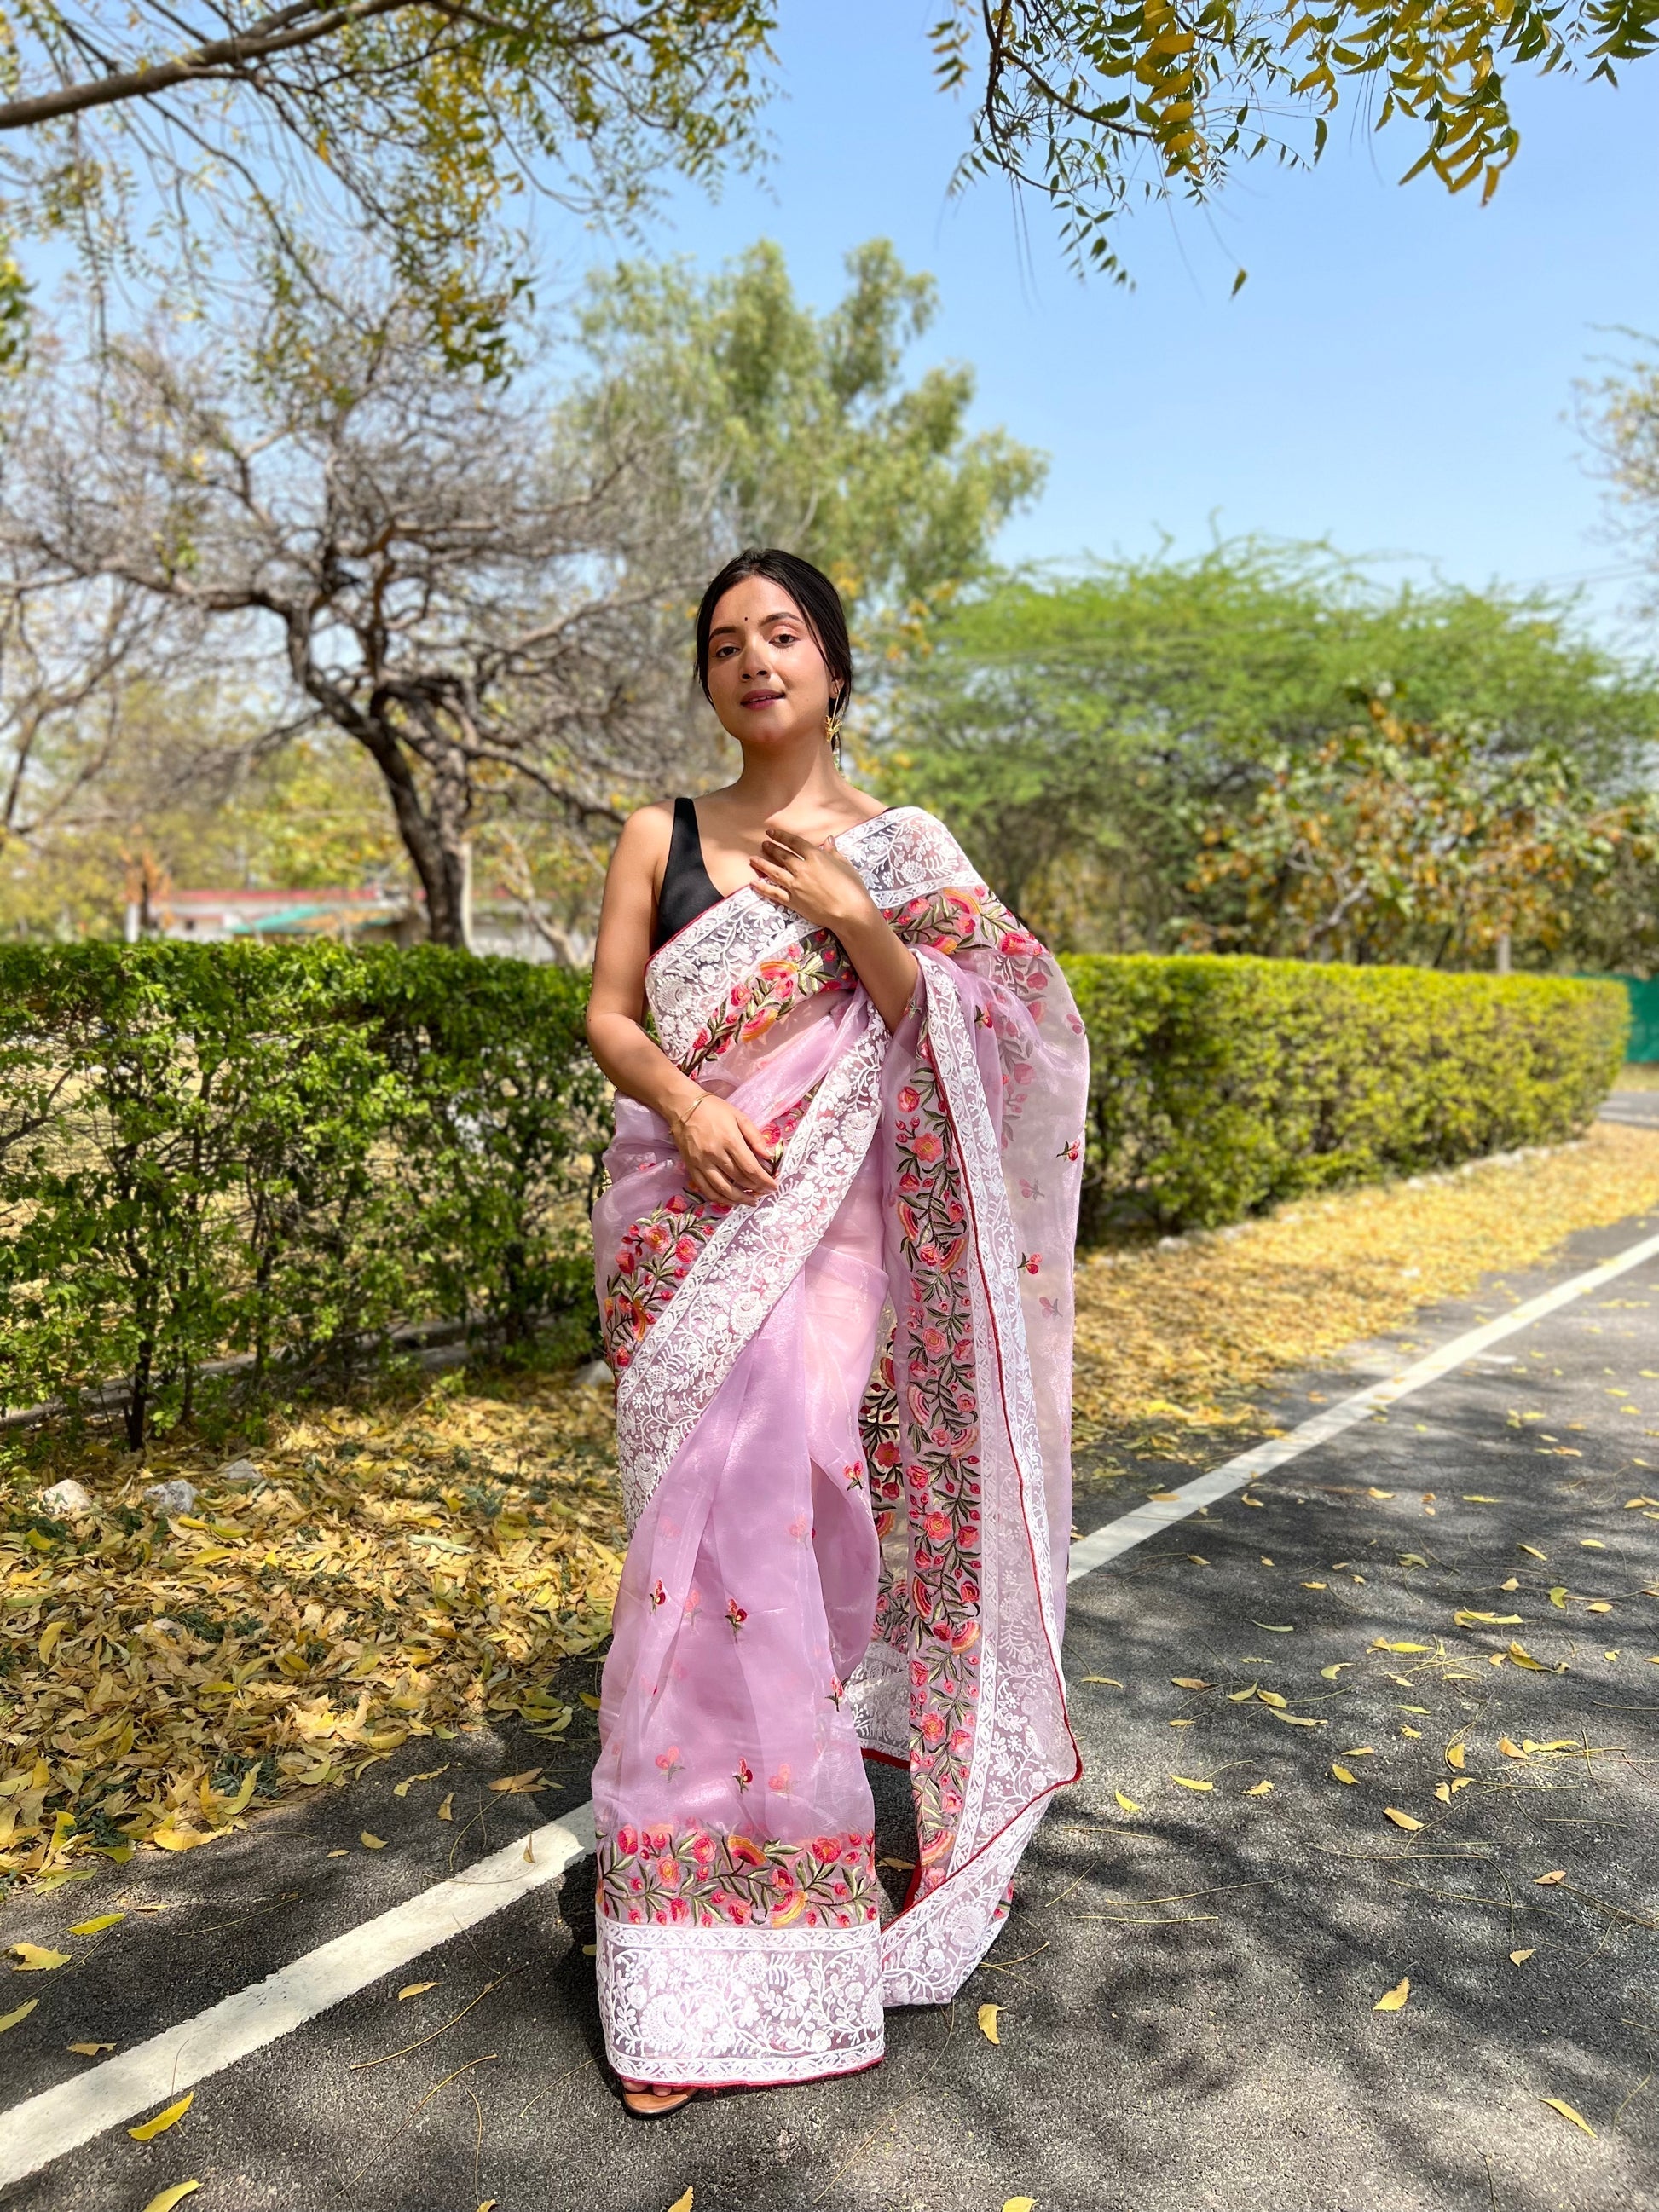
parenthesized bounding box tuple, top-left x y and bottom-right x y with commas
(591, 806, 1086, 2088)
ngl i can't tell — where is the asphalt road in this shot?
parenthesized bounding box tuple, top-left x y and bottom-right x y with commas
(4, 1210, 1658, 2212)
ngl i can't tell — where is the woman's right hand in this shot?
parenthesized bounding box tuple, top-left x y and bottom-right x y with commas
(672, 1093, 780, 1207)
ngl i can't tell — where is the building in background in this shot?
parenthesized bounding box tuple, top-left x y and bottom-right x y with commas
(128, 883, 571, 963)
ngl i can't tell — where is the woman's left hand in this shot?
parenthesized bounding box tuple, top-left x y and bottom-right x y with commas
(751, 822, 879, 935)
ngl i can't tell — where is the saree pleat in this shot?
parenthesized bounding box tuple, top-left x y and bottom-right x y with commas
(591, 808, 1087, 2087)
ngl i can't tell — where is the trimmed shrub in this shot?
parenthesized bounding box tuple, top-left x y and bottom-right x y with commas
(1058, 954, 1627, 1241)
(0, 943, 604, 1443)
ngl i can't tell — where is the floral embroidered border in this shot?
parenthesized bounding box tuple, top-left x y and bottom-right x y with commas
(598, 1823, 880, 1929)
(612, 1005, 891, 1528)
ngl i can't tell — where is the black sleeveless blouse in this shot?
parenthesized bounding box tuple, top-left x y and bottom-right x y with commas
(651, 795, 725, 952)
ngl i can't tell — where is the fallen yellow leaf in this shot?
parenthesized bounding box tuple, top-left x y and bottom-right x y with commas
(1004, 2200, 1037, 2212)
(1113, 1791, 1140, 1813)
(1373, 1977, 1410, 2012)
(1367, 1487, 1395, 1499)
(1446, 1743, 1465, 1770)
(1499, 1736, 1528, 1759)
(129, 2091, 193, 2141)
(1384, 1808, 1423, 1832)
(1080, 1676, 1123, 1686)
(1257, 1689, 1287, 1708)
(579, 1691, 603, 1709)
(668, 2191, 694, 2212)
(978, 2001, 1003, 2044)
(1508, 1642, 1556, 1672)
(8, 1944, 69, 1972)
(1399, 1725, 1422, 1739)
(1510, 1949, 1535, 1964)
(1454, 1611, 1521, 1626)
(360, 1833, 387, 1851)
(150, 1827, 217, 1853)
(66, 2040, 115, 2053)
(1518, 1545, 1548, 1561)
(1320, 1664, 1352, 1680)
(1434, 1783, 1451, 1805)
(140, 2186, 201, 2212)
(397, 1982, 439, 2001)
(0, 2000, 38, 2034)
(1372, 1640, 1430, 1654)
(68, 1913, 127, 1935)
(1539, 2097, 1595, 2139)
(1331, 1764, 1357, 1784)
(436, 1793, 454, 1822)
(1500, 1577, 1520, 1591)
(1534, 1869, 1567, 1886)
(1171, 1678, 1212, 1691)
(1170, 1776, 1213, 1791)
(391, 1765, 448, 1799)
(1250, 1623, 1294, 1632)
(488, 1768, 544, 1794)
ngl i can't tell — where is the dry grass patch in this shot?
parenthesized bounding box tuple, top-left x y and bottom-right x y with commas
(1, 1366, 625, 1892)
(8, 1121, 1659, 1897)
(1073, 1122, 1659, 1464)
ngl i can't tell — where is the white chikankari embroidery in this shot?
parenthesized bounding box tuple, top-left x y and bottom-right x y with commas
(645, 807, 977, 1066)
(597, 1914, 884, 2085)
(613, 1003, 891, 1529)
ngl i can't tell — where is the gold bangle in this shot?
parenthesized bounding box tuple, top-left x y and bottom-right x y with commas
(670, 1093, 711, 1141)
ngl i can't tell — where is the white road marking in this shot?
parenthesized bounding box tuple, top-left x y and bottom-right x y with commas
(6, 1225, 1659, 2187)
(1066, 1227, 1659, 1580)
(0, 1808, 594, 2192)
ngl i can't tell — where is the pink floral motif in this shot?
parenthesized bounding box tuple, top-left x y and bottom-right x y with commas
(654, 1746, 683, 1781)
(725, 1598, 748, 1637)
(685, 940, 858, 1075)
(599, 1089, 817, 1372)
(734, 1757, 753, 1794)
(598, 1824, 879, 1928)
(648, 1579, 667, 1610)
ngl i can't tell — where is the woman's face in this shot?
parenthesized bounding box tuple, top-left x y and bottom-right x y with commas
(704, 575, 834, 751)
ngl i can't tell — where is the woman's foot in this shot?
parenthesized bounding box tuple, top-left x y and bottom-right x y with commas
(620, 2078, 696, 2118)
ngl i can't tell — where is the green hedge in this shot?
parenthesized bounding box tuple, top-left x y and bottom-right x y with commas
(0, 944, 1627, 1444)
(1059, 954, 1628, 1242)
(0, 944, 606, 1445)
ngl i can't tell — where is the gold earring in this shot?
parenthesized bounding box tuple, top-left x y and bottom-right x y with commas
(824, 696, 843, 747)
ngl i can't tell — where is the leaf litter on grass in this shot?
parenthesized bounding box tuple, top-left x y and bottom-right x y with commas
(1071, 1123, 1659, 1464)
(9, 1123, 1659, 1899)
(0, 1364, 624, 1893)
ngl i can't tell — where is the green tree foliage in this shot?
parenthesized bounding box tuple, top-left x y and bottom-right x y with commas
(877, 544, 1659, 960)
(572, 239, 1047, 649)
(3, 3, 1651, 362)
(1183, 696, 1659, 967)
(933, 0, 1659, 283)
(0, 1, 778, 372)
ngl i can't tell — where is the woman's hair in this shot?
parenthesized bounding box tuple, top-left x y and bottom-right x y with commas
(693, 548, 853, 718)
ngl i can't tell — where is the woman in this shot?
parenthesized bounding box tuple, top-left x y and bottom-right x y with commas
(584, 548, 1085, 2115)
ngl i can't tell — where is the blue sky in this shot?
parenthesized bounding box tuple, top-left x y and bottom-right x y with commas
(558, 2, 1659, 648)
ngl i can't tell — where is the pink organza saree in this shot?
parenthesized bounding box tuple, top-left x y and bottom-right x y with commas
(591, 806, 1086, 2088)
